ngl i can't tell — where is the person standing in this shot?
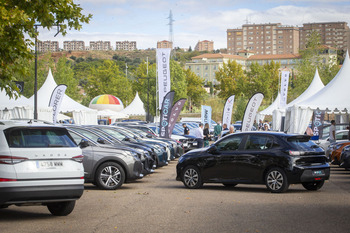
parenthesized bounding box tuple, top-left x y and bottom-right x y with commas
(213, 121, 222, 141)
(183, 123, 190, 135)
(329, 120, 336, 143)
(258, 120, 264, 131)
(203, 123, 210, 147)
(193, 123, 204, 148)
(222, 123, 228, 131)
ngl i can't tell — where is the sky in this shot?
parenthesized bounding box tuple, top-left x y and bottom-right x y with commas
(38, 0, 350, 50)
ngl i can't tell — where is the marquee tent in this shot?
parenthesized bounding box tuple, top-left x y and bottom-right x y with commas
(28, 69, 97, 124)
(119, 92, 146, 116)
(286, 51, 350, 134)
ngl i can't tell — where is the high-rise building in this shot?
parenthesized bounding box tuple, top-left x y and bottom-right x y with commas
(227, 23, 299, 55)
(37, 40, 59, 52)
(116, 41, 137, 51)
(157, 40, 173, 49)
(90, 41, 112, 50)
(63, 41, 85, 51)
(299, 22, 349, 51)
(194, 40, 214, 52)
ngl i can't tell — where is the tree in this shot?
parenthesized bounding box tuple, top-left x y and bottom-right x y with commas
(170, 60, 187, 102)
(83, 60, 133, 106)
(184, 69, 207, 111)
(0, 0, 92, 98)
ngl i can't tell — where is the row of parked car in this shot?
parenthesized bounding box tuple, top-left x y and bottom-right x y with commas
(0, 119, 188, 216)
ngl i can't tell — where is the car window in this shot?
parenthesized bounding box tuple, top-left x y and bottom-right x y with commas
(287, 136, 317, 150)
(216, 135, 244, 151)
(68, 131, 85, 145)
(70, 128, 110, 144)
(6, 128, 76, 148)
(336, 131, 348, 140)
(244, 135, 276, 150)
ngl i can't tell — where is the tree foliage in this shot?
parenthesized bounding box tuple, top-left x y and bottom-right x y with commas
(0, 0, 92, 98)
(184, 68, 207, 110)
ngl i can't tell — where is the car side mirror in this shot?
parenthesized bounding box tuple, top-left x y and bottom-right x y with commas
(97, 137, 106, 144)
(79, 139, 90, 148)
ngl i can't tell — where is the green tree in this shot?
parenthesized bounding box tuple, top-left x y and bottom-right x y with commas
(83, 60, 133, 106)
(184, 69, 207, 111)
(170, 60, 187, 102)
(0, 0, 92, 98)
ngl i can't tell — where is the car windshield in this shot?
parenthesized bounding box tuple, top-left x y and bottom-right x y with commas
(287, 136, 318, 150)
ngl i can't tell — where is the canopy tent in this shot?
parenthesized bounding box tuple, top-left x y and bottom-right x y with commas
(97, 109, 129, 123)
(28, 69, 97, 124)
(286, 51, 350, 134)
(119, 92, 146, 116)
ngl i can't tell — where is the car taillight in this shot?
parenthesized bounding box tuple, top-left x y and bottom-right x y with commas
(0, 155, 28, 164)
(72, 155, 84, 163)
(0, 178, 17, 182)
(288, 151, 305, 156)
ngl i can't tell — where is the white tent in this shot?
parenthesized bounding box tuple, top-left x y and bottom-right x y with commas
(28, 69, 97, 124)
(120, 92, 146, 116)
(286, 51, 350, 134)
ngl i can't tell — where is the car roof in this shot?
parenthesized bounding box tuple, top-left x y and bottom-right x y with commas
(0, 119, 60, 130)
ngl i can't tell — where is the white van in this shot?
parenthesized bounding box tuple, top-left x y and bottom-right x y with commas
(0, 120, 84, 216)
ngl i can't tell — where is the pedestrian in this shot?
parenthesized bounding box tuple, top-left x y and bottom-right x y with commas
(193, 123, 204, 148)
(222, 123, 228, 131)
(228, 125, 235, 134)
(329, 120, 336, 144)
(183, 123, 190, 135)
(263, 120, 270, 131)
(258, 119, 264, 131)
(305, 126, 314, 136)
(203, 123, 210, 147)
(213, 121, 222, 141)
(253, 120, 258, 131)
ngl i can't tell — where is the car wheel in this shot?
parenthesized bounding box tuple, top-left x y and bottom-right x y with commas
(95, 162, 125, 190)
(265, 167, 289, 193)
(222, 183, 237, 187)
(47, 201, 75, 216)
(182, 165, 203, 189)
(302, 180, 325, 191)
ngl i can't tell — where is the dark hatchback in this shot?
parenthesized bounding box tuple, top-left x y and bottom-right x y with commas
(176, 132, 330, 193)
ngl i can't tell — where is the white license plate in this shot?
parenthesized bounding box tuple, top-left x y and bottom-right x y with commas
(183, 143, 188, 147)
(192, 142, 197, 146)
(36, 161, 63, 168)
(312, 170, 324, 176)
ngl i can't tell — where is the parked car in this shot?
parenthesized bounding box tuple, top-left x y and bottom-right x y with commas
(328, 141, 350, 165)
(176, 132, 330, 193)
(315, 129, 349, 153)
(0, 120, 84, 216)
(339, 145, 350, 170)
(66, 127, 143, 190)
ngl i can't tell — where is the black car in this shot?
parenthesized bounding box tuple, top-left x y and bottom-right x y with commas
(340, 145, 350, 170)
(176, 132, 330, 193)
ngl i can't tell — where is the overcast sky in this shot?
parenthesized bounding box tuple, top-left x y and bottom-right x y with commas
(38, 0, 350, 50)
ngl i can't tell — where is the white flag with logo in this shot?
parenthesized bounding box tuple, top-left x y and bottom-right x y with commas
(157, 48, 171, 107)
(201, 105, 212, 128)
(279, 71, 290, 108)
(242, 93, 264, 132)
(222, 95, 235, 127)
(49, 84, 67, 124)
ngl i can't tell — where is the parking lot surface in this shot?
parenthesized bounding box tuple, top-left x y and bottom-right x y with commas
(1, 163, 350, 233)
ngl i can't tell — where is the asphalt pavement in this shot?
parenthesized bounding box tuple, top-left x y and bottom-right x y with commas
(1, 163, 350, 233)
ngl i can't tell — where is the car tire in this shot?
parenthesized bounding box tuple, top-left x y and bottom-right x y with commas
(95, 162, 125, 190)
(182, 165, 203, 189)
(47, 201, 75, 216)
(222, 183, 237, 187)
(265, 167, 289, 193)
(302, 180, 325, 191)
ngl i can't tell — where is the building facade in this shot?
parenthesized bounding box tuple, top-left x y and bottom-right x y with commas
(227, 23, 299, 55)
(37, 40, 59, 52)
(63, 41, 85, 51)
(157, 40, 173, 49)
(194, 40, 214, 52)
(116, 41, 137, 51)
(299, 22, 350, 51)
(90, 41, 112, 50)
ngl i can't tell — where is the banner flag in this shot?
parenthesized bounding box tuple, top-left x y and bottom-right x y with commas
(159, 91, 175, 138)
(311, 109, 325, 139)
(49, 84, 67, 124)
(279, 71, 290, 108)
(156, 48, 171, 108)
(168, 98, 187, 137)
(222, 95, 235, 127)
(201, 105, 212, 128)
(242, 93, 264, 132)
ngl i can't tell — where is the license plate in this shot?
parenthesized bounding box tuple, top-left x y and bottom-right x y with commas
(36, 161, 63, 168)
(183, 143, 188, 147)
(312, 170, 324, 176)
(192, 142, 197, 146)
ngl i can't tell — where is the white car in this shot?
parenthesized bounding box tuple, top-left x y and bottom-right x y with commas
(0, 120, 84, 216)
(315, 130, 349, 155)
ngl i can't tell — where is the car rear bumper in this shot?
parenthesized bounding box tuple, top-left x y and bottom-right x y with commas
(287, 164, 330, 183)
(0, 184, 84, 205)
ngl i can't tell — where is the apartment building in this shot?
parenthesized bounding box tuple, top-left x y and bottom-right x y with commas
(63, 41, 85, 51)
(299, 22, 350, 51)
(37, 40, 59, 52)
(89, 41, 112, 51)
(157, 40, 173, 49)
(227, 23, 299, 55)
(194, 40, 214, 52)
(116, 41, 137, 51)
